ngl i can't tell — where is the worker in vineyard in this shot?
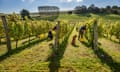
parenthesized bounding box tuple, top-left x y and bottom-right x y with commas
(78, 25, 86, 41)
(48, 30, 53, 40)
(71, 35, 77, 46)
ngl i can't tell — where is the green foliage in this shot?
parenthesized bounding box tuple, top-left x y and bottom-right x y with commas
(0, 20, 4, 37)
(20, 9, 31, 20)
(98, 19, 120, 43)
(113, 22, 120, 42)
(85, 18, 96, 46)
(0, 13, 120, 72)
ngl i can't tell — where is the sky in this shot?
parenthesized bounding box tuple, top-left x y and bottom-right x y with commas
(0, 0, 120, 14)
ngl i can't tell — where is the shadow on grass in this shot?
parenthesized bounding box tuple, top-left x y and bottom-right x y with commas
(71, 44, 79, 47)
(80, 41, 91, 47)
(108, 38, 120, 44)
(0, 36, 36, 45)
(81, 41, 120, 72)
(94, 47, 120, 72)
(47, 28, 73, 72)
(0, 38, 47, 62)
(0, 42, 6, 45)
(22, 37, 36, 44)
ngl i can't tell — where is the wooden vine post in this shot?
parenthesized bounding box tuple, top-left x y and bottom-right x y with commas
(93, 19, 98, 51)
(54, 21, 60, 53)
(1, 16, 11, 52)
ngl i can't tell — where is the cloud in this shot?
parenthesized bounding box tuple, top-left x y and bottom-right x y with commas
(21, 0, 35, 3)
(76, 0, 83, 2)
(60, 0, 83, 2)
(66, 0, 72, 2)
(21, 0, 83, 3)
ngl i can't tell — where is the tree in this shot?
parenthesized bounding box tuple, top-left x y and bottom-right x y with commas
(99, 8, 106, 13)
(112, 5, 118, 9)
(20, 9, 31, 20)
(74, 6, 82, 14)
(81, 5, 87, 13)
(68, 11, 72, 14)
(105, 5, 112, 14)
(111, 9, 119, 14)
(74, 4, 120, 14)
(74, 5, 87, 14)
(94, 7, 100, 13)
(106, 5, 111, 9)
(88, 4, 100, 13)
(88, 4, 96, 13)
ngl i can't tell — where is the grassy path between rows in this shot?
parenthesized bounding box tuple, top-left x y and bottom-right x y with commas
(0, 37, 53, 71)
(1, 27, 120, 72)
(58, 27, 111, 72)
(0, 36, 36, 55)
(99, 38, 120, 63)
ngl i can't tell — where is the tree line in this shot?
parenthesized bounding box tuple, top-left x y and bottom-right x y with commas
(74, 4, 120, 14)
